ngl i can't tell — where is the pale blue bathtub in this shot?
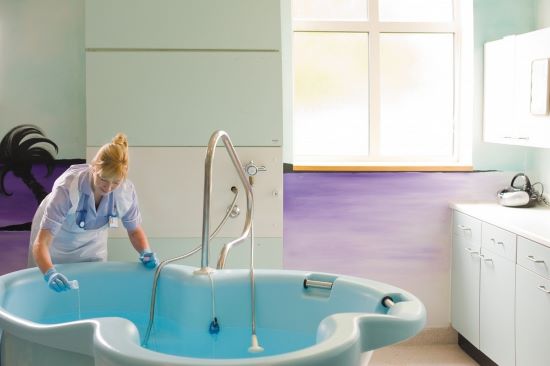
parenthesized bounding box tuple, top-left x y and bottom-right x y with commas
(0, 262, 425, 365)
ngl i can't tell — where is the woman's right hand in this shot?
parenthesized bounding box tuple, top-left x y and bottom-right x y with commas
(44, 268, 71, 292)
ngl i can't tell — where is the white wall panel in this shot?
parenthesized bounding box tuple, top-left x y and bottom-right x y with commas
(87, 146, 283, 238)
(85, 0, 281, 50)
(86, 51, 282, 147)
(108, 237, 283, 269)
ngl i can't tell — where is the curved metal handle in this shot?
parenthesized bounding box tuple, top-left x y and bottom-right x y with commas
(510, 172, 532, 191)
(457, 224, 471, 231)
(465, 247, 480, 257)
(537, 285, 550, 294)
(527, 255, 545, 264)
(504, 136, 530, 140)
(480, 254, 493, 263)
(199, 130, 254, 271)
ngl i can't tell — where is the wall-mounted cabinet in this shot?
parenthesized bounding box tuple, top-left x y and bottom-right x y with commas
(483, 27, 550, 148)
(483, 36, 522, 144)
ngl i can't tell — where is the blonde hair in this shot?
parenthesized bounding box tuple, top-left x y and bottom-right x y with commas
(91, 133, 129, 180)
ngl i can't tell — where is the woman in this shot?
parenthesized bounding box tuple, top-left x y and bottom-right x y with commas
(29, 133, 158, 292)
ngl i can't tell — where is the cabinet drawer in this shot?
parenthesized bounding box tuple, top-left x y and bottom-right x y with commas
(517, 236, 550, 279)
(453, 211, 482, 247)
(482, 223, 516, 261)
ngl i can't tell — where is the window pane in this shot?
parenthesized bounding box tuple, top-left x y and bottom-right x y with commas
(379, 0, 453, 22)
(293, 32, 369, 158)
(292, 0, 368, 21)
(379, 33, 454, 158)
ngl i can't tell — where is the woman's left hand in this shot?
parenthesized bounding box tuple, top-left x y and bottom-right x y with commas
(139, 250, 159, 269)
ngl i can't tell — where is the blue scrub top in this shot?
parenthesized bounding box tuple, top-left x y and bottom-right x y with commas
(40, 164, 142, 235)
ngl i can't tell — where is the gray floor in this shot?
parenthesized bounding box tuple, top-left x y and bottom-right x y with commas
(370, 344, 479, 365)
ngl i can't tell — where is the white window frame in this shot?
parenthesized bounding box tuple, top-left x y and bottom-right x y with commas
(292, 0, 473, 171)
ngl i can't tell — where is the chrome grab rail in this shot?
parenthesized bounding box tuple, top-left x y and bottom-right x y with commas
(303, 279, 333, 290)
(199, 130, 253, 271)
(143, 130, 253, 346)
(142, 187, 239, 346)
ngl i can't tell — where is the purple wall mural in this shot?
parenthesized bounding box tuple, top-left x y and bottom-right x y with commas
(283, 171, 511, 327)
(0, 125, 83, 276)
(0, 163, 77, 275)
(1, 160, 512, 327)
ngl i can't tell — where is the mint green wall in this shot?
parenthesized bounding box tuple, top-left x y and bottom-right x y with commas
(472, 0, 535, 170)
(528, 1, 550, 187)
(0, 0, 85, 159)
(0, 0, 544, 168)
(536, 0, 550, 27)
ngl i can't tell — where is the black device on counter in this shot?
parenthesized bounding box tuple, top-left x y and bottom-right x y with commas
(497, 173, 538, 208)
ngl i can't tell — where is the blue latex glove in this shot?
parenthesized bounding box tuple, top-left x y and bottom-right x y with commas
(139, 250, 158, 269)
(44, 268, 70, 292)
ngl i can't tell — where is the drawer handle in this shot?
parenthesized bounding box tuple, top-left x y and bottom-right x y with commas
(464, 248, 481, 258)
(457, 225, 472, 232)
(490, 238, 504, 246)
(480, 254, 493, 263)
(537, 285, 550, 294)
(527, 255, 545, 264)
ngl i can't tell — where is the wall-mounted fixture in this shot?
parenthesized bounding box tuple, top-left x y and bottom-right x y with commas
(530, 58, 550, 115)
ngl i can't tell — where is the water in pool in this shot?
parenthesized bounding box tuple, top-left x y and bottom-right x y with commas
(38, 311, 316, 358)
(146, 322, 316, 358)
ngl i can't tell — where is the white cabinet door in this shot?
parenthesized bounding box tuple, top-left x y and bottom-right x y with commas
(513, 27, 550, 148)
(483, 36, 522, 144)
(483, 27, 550, 147)
(479, 248, 516, 366)
(451, 211, 481, 347)
(516, 265, 550, 366)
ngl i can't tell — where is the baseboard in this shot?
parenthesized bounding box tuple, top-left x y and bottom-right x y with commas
(457, 333, 498, 366)
(397, 327, 458, 346)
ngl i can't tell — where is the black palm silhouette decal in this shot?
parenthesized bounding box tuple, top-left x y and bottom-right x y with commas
(0, 124, 58, 204)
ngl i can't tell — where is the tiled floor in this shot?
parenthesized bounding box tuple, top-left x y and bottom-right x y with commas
(369, 344, 478, 365)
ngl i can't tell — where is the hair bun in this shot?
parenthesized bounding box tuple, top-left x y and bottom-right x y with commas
(112, 133, 128, 149)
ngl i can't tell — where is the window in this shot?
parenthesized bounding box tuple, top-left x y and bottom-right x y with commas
(292, 0, 473, 170)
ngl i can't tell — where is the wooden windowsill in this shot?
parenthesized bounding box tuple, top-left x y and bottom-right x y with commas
(291, 165, 474, 172)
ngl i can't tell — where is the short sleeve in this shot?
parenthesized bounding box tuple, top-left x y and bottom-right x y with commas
(117, 181, 142, 231)
(40, 185, 72, 235)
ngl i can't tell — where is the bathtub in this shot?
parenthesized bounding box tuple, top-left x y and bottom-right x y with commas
(0, 262, 425, 366)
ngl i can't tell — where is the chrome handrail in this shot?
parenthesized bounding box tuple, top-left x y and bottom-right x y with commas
(199, 130, 253, 271)
(142, 187, 239, 346)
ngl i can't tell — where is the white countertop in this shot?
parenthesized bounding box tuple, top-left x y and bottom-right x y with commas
(450, 201, 550, 248)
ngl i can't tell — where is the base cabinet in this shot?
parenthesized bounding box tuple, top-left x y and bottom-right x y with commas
(479, 248, 515, 366)
(516, 253, 550, 366)
(451, 211, 481, 347)
(452, 206, 550, 366)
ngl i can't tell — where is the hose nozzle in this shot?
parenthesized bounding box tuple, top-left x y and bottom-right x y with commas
(248, 334, 264, 353)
